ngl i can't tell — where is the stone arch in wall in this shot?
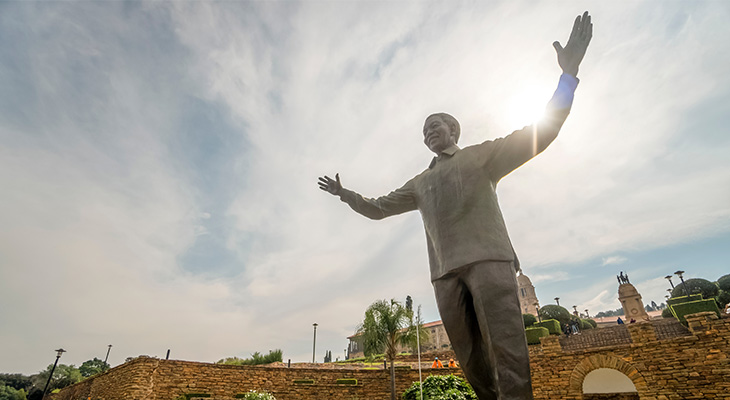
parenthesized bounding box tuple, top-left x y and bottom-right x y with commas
(567, 354, 648, 399)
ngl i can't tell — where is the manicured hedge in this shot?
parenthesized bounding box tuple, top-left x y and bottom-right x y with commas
(671, 299, 721, 324)
(667, 294, 703, 306)
(534, 319, 561, 335)
(525, 327, 550, 344)
(580, 319, 595, 330)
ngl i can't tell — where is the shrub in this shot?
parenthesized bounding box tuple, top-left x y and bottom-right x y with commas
(537, 305, 572, 324)
(580, 319, 594, 330)
(661, 307, 674, 318)
(534, 319, 561, 335)
(236, 391, 276, 400)
(522, 314, 537, 327)
(716, 290, 730, 309)
(671, 278, 718, 299)
(671, 299, 721, 325)
(717, 274, 730, 292)
(217, 350, 283, 366)
(584, 318, 597, 328)
(402, 374, 476, 400)
(525, 327, 549, 344)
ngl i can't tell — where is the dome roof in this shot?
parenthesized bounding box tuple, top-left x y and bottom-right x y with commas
(517, 271, 533, 285)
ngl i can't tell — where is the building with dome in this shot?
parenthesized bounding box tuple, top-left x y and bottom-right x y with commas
(517, 271, 540, 316)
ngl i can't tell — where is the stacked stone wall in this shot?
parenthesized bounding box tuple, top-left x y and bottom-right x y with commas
(52, 312, 730, 400)
(530, 312, 730, 399)
(51, 358, 463, 400)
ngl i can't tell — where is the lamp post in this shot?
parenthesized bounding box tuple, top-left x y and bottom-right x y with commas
(664, 275, 675, 290)
(674, 270, 689, 297)
(312, 323, 318, 363)
(534, 302, 541, 322)
(104, 344, 112, 367)
(585, 309, 589, 318)
(572, 305, 578, 315)
(41, 348, 66, 400)
(554, 297, 560, 306)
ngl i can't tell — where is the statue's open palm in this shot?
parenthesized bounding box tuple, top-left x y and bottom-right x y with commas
(553, 11, 593, 77)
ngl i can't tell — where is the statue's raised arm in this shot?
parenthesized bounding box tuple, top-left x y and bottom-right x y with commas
(553, 11, 593, 77)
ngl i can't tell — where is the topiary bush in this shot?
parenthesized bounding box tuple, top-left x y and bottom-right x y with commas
(661, 307, 674, 318)
(525, 327, 549, 344)
(716, 290, 730, 309)
(580, 319, 594, 330)
(538, 305, 572, 325)
(671, 299, 721, 325)
(671, 278, 718, 300)
(534, 319, 561, 335)
(584, 318, 597, 328)
(402, 374, 476, 400)
(717, 274, 730, 292)
(523, 313, 537, 328)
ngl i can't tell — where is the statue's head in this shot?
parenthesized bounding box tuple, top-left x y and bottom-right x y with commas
(423, 113, 460, 154)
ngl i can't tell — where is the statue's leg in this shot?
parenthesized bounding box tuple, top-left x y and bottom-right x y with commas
(464, 261, 533, 400)
(433, 271, 499, 400)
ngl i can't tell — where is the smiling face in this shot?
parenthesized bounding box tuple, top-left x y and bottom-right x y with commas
(423, 115, 457, 154)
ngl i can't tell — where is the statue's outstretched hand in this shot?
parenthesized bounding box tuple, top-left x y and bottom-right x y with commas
(318, 173, 342, 196)
(553, 11, 593, 77)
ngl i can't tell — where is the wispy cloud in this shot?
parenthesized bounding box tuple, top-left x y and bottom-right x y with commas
(602, 256, 627, 266)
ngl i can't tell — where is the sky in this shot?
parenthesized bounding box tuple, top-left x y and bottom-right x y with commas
(1, 0, 729, 375)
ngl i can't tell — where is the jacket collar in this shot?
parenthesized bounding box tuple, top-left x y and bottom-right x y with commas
(429, 144, 460, 169)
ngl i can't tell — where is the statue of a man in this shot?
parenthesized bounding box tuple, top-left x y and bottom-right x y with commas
(319, 12, 592, 400)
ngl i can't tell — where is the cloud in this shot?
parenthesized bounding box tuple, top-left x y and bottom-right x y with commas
(602, 256, 627, 266)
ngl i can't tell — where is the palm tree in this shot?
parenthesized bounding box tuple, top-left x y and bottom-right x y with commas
(358, 299, 427, 400)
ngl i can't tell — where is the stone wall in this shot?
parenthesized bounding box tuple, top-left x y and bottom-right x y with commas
(51, 358, 463, 400)
(52, 312, 730, 400)
(530, 312, 730, 399)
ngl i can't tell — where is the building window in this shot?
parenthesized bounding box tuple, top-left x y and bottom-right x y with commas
(520, 288, 526, 297)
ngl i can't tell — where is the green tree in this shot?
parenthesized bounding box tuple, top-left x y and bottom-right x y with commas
(522, 314, 537, 327)
(79, 358, 109, 378)
(538, 305, 572, 325)
(402, 374, 476, 400)
(0, 385, 27, 400)
(671, 278, 718, 299)
(0, 374, 32, 393)
(358, 299, 424, 400)
(31, 364, 81, 394)
(662, 307, 673, 318)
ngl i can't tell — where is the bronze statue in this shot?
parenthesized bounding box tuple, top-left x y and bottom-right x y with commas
(319, 12, 592, 400)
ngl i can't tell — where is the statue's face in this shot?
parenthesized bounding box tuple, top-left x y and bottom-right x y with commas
(423, 116, 456, 154)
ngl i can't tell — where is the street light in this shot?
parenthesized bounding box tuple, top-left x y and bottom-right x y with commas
(585, 309, 589, 318)
(104, 344, 112, 367)
(41, 348, 66, 400)
(674, 270, 689, 297)
(664, 275, 675, 289)
(534, 302, 541, 322)
(554, 297, 560, 306)
(312, 323, 318, 363)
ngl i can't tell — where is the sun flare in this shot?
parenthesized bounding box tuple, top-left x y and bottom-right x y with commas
(506, 85, 553, 128)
